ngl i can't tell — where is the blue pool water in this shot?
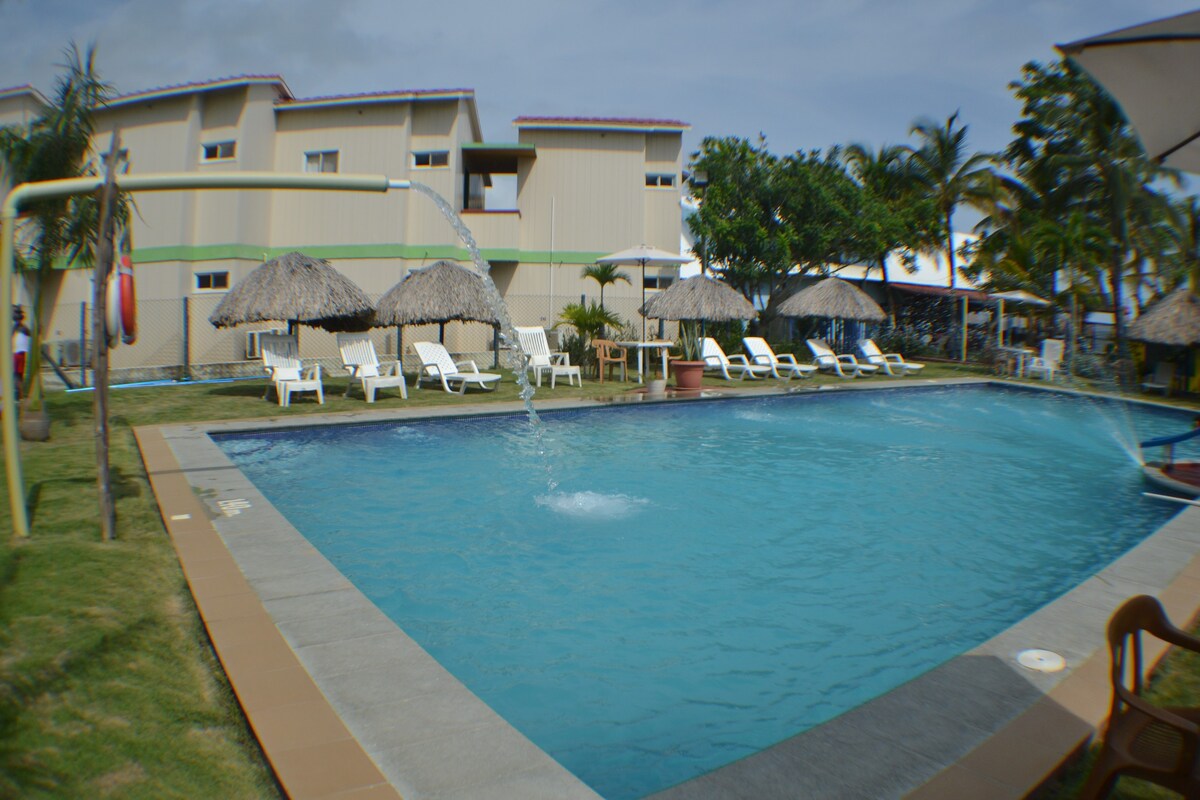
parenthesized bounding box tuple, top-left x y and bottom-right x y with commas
(216, 386, 1192, 799)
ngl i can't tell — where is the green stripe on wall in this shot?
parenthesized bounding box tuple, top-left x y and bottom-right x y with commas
(129, 244, 612, 266)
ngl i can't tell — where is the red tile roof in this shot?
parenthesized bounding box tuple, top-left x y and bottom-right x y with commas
(515, 116, 689, 129)
(107, 75, 291, 107)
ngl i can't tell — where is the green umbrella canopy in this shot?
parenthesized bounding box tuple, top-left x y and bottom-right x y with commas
(209, 251, 375, 331)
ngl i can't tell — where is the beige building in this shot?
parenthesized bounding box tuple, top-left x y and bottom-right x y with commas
(0, 75, 688, 376)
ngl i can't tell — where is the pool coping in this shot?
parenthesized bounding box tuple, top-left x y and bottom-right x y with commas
(133, 377, 1200, 799)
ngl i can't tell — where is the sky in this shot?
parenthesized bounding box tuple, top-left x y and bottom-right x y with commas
(2, 1, 1197, 167)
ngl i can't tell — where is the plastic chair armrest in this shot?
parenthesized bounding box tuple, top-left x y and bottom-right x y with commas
(1117, 687, 1200, 766)
(455, 359, 481, 373)
(777, 353, 799, 365)
(728, 354, 752, 366)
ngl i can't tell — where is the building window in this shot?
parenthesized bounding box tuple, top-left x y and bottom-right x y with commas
(645, 173, 676, 187)
(304, 150, 339, 173)
(413, 150, 449, 168)
(201, 141, 236, 161)
(195, 271, 229, 292)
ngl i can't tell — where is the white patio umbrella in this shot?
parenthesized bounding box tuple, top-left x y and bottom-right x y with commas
(1059, 11, 1200, 172)
(596, 244, 690, 341)
(991, 289, 1050, 347)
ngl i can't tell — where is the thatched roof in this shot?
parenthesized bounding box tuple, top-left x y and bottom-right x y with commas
(639, 275, 757, 321)
(209, 251, 374, 331)
(374, 260, 500, 327)
(1129, 287, 1200, 346)
(777, 277, 887, 322)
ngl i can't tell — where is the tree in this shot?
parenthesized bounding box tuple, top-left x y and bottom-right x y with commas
(687, 136, 791, 303)
(0, 43, 112, 410)
(581, 263, 630, 311)
(842, 143, 937, 318)
(985, 59, 1175, 352)
(906, 112, 996, 290)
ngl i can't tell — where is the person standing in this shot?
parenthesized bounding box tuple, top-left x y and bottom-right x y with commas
(12, 306, 30, 398)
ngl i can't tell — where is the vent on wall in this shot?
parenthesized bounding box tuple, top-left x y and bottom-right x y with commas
(245, 329, 286, 360)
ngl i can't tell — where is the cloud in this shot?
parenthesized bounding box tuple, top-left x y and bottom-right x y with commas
(2, 0, 1198, 161)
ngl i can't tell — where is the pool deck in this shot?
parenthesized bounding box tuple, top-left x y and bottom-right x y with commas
(133, 377, 1200, 799)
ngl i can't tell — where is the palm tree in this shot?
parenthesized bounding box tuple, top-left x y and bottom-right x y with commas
(842, 142, 927, 319)
(581, 263, 630, 311)
(906, 112, 996, 290)
(0, 43, 112, 410)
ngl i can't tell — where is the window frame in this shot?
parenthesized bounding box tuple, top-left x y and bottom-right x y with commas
(201, 140, 237, 162)
(303, 149, 340, 173)
(645, 173, 677, 188)
(194, 270, 230, 292)
(412, 150, 450, 168)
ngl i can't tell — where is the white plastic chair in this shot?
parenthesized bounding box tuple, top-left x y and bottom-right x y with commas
(858, 338, 925, 377)
(337, 332, 407, 403)
(743, 337, 819, 380)
(514, 326, 581, 388)
(412, 341, 502, 394)
(804, 338, 878, 378)
(1026, 339, 1063, 381)
(701, 337, 771, 380)
(259, 333, 324, 406)
(1142, 362, 1175, 395)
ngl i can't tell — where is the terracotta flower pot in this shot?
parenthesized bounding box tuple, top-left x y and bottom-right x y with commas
(670, 360, 705, 390)
(18, 400, 50, 442)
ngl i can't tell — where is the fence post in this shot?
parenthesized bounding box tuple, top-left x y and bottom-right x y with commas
(182, 296, 191, 381)
(79, 301, 87, 387)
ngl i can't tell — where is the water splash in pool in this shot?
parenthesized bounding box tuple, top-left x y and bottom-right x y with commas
(535, 490, 650, 519)
(409, 181, 558, 491)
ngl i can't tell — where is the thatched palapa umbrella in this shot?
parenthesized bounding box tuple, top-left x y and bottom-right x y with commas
(639, 274, 756, 323)
(1130, 287, 1200, 346)
(777, 277, 887, 322)
(209, 251, 374, 333)
(777, 278, 886, 355)
(374, 260, 501, 363)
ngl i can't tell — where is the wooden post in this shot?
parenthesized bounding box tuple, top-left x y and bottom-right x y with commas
(93, 133, 121, 541)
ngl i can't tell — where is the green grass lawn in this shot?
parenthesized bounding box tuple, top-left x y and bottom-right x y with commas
(0, 360, 1195, 798)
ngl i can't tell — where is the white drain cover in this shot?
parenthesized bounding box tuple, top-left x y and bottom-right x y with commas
(1017, 649, 1066, 673)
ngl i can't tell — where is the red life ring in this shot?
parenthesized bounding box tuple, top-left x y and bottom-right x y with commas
(119, 254, 137, 344)
(105, 269, 121, 348)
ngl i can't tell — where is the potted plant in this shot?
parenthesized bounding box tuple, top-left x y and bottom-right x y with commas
(670, 320, 706, 390)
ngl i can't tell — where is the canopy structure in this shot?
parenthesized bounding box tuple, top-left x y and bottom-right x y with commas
(777, 277, 887, 322)
(639, 274, 756, 322)
(597, 244, 690, 340)
(1129, 286, 1200, 346)
(375, 260, 501, 360)
(209, 251, 374, 333)
(991, 289, 1051, 347)
(1059, 11, 1200, 173)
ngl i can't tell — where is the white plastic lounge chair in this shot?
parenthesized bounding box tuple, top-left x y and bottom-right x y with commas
(337, 332, 407, 403)
(259, 333, 324, 407)
(1142, 362, 1175, 395)
(858, 338, 925, 377)
(1026, 338, 1063, 381)
(701, 337, 771, 380)
(412, 341, 502, 394)
(742, 337, 818, 380)
(805, 338, 878, 378)
(514, 326, 581, 388)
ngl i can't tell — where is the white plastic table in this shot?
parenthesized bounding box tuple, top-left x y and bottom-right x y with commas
(999, 346, 1035, 377)
(617, 340, 674, 383)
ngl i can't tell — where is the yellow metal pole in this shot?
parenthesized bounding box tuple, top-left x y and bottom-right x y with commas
(2, 171, 395, 539)
(997, 298, 1005, 348)
(961, 294, 969, 362)
(1, 209, 28, 537)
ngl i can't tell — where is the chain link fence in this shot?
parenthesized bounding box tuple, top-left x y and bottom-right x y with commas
(40, 291, 680, 388)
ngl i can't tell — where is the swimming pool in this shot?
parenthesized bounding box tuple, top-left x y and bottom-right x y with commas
(215, 385, 1189, 799)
